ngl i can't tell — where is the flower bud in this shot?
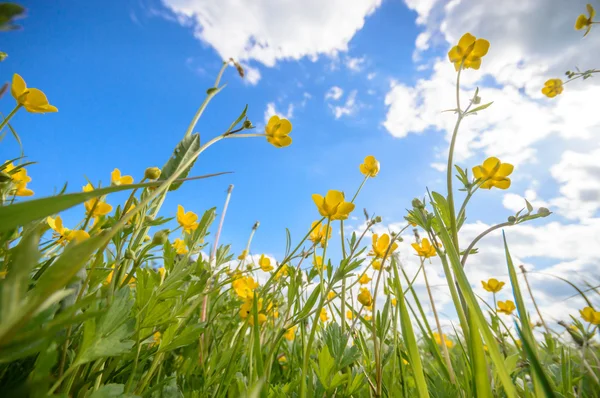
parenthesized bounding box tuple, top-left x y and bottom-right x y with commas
(152, 229, 169, 246)
(412, 198, 424, 209)
(125, 249, 136, 261)
(243, 120, 253, 129)
(537, 207, 550, 216)
(144, 167, 161, 180)
(508, 216, 516, 223)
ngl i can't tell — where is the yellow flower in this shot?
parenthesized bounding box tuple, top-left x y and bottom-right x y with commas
(10, 73, 58, 113)
(259, 254, 274, 272)
(157, 267, 165, 279)
(447, 33, 490, 71)
(497, 300, 516, 315)
(284, 326, 297, 341)
(364, 315, 372, 321)
(481, 278, 505, 293)
(265, 115, 292, 148)
(372, 260, 382, 271)
(176, 205, 199, 233)
(359, 155, 380, 177)
(278, 355, 287, 363)
(433, 332, 453, 348)
(309, 220, 331, 247)
(575, 4, 595, 36)
(312, 190, 355, 220)
(472, 157, 514, 190)
(358, 287, 373, 307)
(411, 238, 437, 258)
(47, 216, 90, 245)
(172, 238, 188, 255)
(541, 79, 564, 98)
(232, 276, 259, 299)
(5, 162, 34, 196)
(150, 331, 161, 348)
(346, 310, 353, 320)
(320, 307, 329, 322)
(110, 168, 134, 186)
(580, 306, 600, 325)
(327, 291, 336, 301)
(313, 255, 325, 271)
(370, 233, 398, 258)
(391, 298, 397, 307)
(358, 274, 371, 285)
(239, 298, 266, 326)
(275, 264, 289, 280)
(238, 249, 248, 260)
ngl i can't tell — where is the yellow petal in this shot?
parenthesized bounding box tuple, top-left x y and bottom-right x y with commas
(24, 88, 50, 107)
(47, 216, 57, 231)
(458, 33, 476, 51)
(111, 168, 121, 184)
(493, 178, 511, 189)
(11, 73, 27, 100)
(335, 202, 355, 220)
(447, 46, 463, 63)
(472, 39, 490, 57)
(575, 14, 588, 30)
(121, 176, 134, 185)
(472, 166, 484, 179)
(482, 157, 500, 173)
(497, 163, 514, 177)
(266, 115, 281, 131)
(588, 4, 596, 19)
(276, 118, 292, 136)
(325, 190, 344, 207)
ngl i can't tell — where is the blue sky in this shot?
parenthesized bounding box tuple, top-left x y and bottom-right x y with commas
(4, 0, 600, 324)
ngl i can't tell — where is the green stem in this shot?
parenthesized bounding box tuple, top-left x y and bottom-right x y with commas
(446, 67, 463, 251)
(0, 105, 21, 133)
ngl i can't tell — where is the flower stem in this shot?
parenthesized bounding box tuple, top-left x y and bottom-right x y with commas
(0, 104, 21, 134)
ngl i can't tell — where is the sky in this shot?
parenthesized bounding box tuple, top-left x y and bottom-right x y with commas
(3, 0, 600, 330)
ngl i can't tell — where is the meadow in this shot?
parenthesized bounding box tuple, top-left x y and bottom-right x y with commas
(1, 3, 600, 397)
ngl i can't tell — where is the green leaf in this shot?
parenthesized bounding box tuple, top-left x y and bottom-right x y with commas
(468, 311, 492, 398)
(431, 191, 451, 228)
(89, 384, 140, 398)
(516, 325, 558, 397)
(225, 104, 248, 133)
(158, 323, 205, 352)
(160, 133, 201, 191)
(296, 287, 321, 321)
(468, 101, 493, 114)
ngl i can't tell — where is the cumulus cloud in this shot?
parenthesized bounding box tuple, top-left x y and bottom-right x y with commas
(325, 86, 344, 101)
(345, 55, 366, 72)
(331, 90, 359, 119)
(161, 0, 382, 66)
(264, 102, 294, 124)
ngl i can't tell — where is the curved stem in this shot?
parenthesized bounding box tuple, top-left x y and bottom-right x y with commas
(446, 67, 463, 251)
(460, 221, 514, 267)
(0, 105, 21, 134)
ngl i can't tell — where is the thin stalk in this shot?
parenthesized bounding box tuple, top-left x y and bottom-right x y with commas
(460, 221, 513, 266)
(0, 104, 21, 133)
(519, 265, 551, 336)
(446, 66, 463, 250)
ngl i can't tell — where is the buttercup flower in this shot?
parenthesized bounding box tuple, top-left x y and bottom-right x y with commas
(320, 307, 329, 322)
(346, 310, 353, 320)
(312, 190, 355, 220)
(580, 306, 600, 325)
(265, 115, 292, 148)
(309, 220, 331, 247)
(284, 326, 297, 341)
(232, 276, 259, 300)
(358, 274, 372, 285)
(47, 216, 90, 245)
(358, 287, 373, 307)
(472, 157, 514, 190)
(575, 4, 595, 36)
(238, 250, 248, 260)
(157, 267, 165, 280)
(172, 238, 188, 255)
(11, 73, 58, 113)
(433, 332, 453, 348)
(313, 255, 325, 271)
(541, 79, 564, 98)
(150, 331, 161, 348)
(275, 264, 289, 280)
(372, 260, 382, 271)
(370, 233, 398, 258)
(111, 168, 134, 186)
(176, 205, 199, 233)
(391, 298, 397, 307)
(327, 291, 336, 301)
(411, 238, 437, 258)
(482, 278, 505, 293)
(240, 298, 267, 326)
(359, 155, 380, 177)
(259, 254, 274, 272)
(364, 315, 372, 321)
(4, 162, 33, 196)
(497, 300, 516, 315)
(447, 33, 490, 71)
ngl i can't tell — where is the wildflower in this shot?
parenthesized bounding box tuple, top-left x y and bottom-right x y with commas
(267, 302, 279, 318)
(327, 291, 336, 301)
(111, 168, 134, 186)
(391, 298, 397, 306)
(313, 255, 325, 271)
(541, 79, 564, 98)
(275, 264, 289, 280)
(278, 355, 287, 363)
(358, 274, 372, 285)
(309, 220, 331, 247)
(580, 306, 600, 325)
(239, 298, 267, 325)
(359, 155, 380, 177)
(320, 307, 329, 322)
(150, 331, 161, 348)
(372, 260, 382, 271)
(157, 267, 165, 279)
(265, 115, 292, 148)
(176, 205, 199, 233)
(497, 300, 516, 315)
(238, 249, 248, 260)
(575, 4, 595, 36)
(47, 216, 90, 244)
(358, 288, 373, 307)
(312, 190, 355, 220)
(447, 33, 490, 71)
(411, 238, 437, 258)
(172, 238, 188, 255)
(10, 73, 58, 113)
(370, 233, 398, 258)
(232, 276, 259, 299)
(364, 315, 372, 321)
(259, 254, 273, 272)
(4, 162, 34, 196)
(144, 167, 161, 180)
(284, 326, 297, 341)
(346, 310, 353, 320)
(472, 157, 514, 190)
(433, 332, 453, 348)
(481, 278, 505, 293)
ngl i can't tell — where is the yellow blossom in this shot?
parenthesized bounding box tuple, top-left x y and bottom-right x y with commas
(265, 115, 292, 148)
(497, 300, 516, 315)
(239, 298, 267, 326)
(238, 249, 248, 260)
(541, 79, 564, 98)
(447, 33, 490, 71)
(157, 267, 165, 279)
(275, 264, 289, 280)
(284, 326, 297, 341)
(359, 155, 380, 177)
(313, 255, 325, 271)
(346, 310, 353, 320)
(481, 278, 505, 293)
(358, 274, 371, 285)
(5, 162, 34, 196)
(370, 233, 398, 258)
(580, 306, 600, 325)
(312, 190, 355, 220)
(10, 73, 58, 113)
(172, 238, 188, 255)
(575, 4, 595, 36)
(259, 254, 274, 272)
(150, 331, 161, 348)
(358, 287, 373, 307)
(391, 298, 397, 306)
(372, 260, 382, 271)
(47, 216, 90, 245)
(176, 205, 198, 233)
(309, 220, 331, 247)
(472, 157, 514, 190)
(364, 315, 372, 321)
(411, 238, 437, 258)
(232, 276, 259, 300)
(110, 168, 134, 186)
(327, 291, 336, 301)
(433, 332, 453, 348)
(320, 307, 329, 322)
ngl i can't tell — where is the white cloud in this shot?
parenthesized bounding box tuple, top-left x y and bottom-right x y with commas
(325, 86, 344, 101)
(240, 63, 261, 85)
(161, 0, 382, 66)
(331, 90, 359, 119)
(367, 72, 376, 80)
(345, 55, 366, 72)
(264, 102, 294, 124)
